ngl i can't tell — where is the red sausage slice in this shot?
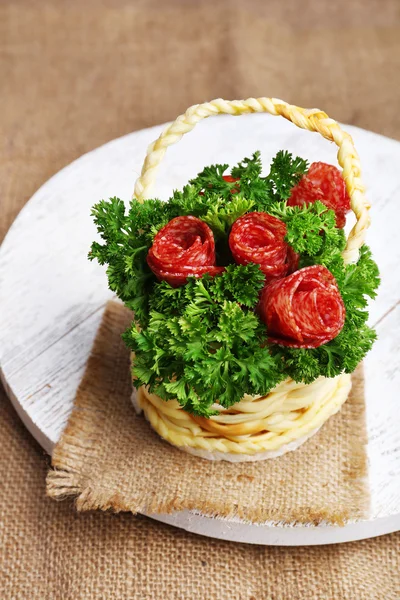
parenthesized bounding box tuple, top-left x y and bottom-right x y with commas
(258, 265, 345, 348)
(288, 162, 351, 228)
(147, 216, 224, 287)
(229, 212, 298, 281)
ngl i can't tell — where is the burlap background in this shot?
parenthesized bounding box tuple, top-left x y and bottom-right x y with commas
(1, 1, 400, 598)
(47, 301, 369, 526)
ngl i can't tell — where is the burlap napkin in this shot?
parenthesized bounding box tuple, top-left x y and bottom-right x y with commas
(1, 380, 399, 599)
(47, 300, 368, 526)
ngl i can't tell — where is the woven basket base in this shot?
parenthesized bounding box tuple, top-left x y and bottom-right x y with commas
(167, 427, 321, 462)
(131, 373, 352, 462)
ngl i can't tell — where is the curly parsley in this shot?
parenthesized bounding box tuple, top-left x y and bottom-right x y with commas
(122, 266, 283, 416)
(90, 152, 379, 416)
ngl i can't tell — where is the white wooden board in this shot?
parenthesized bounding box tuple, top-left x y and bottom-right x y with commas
(1, 114, 399, 545)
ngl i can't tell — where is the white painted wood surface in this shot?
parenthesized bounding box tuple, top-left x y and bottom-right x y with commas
(0, 114, 399, 545)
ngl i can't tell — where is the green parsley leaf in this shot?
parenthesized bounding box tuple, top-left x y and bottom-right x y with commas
(89, 197, 156, 326)
(202, 195, 255, 238)
(264, 150, 309, 202)
(124, 269, 283, 416)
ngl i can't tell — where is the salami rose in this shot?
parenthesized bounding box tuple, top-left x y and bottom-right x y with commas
(258, 265, 345, 348)
(288, 162, 351, 228)
(229, 212, 298, 281)
(147, 216, 224, 287)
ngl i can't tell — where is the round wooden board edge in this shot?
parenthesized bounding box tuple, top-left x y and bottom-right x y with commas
(150, 512, 400, 546)
(1, 118, 400, 546)
(4, 364, 400, 546)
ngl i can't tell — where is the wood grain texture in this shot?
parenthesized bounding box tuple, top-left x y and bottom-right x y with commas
(0, 115, 399, 544)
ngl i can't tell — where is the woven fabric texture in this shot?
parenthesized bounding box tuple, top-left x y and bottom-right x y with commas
(0, 375, 399, 599)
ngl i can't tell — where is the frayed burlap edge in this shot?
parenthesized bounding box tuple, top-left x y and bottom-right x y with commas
(47, 301, 369, 525)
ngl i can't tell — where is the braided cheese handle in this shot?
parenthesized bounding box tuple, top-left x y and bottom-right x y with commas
(133, 97, 370, 264)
